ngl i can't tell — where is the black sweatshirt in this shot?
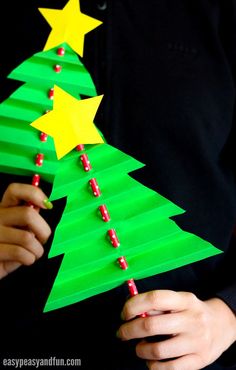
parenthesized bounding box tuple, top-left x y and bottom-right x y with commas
(0, 1, 236, 369)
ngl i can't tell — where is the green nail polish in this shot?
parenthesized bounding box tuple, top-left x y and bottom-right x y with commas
(43, 199, 53, 209)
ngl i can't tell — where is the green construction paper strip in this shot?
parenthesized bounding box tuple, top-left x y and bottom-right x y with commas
(0, 112, 58, 182)
(49, 143, 145, 200)
(0, 149, 58, 183)
(0, 83, 83, 123)
(49, 213, 186, 267)
(37, 43, 82, 63)
(49, 176, 184, 256)
(8, 43, 97, 97)
(9, 83, 56, 105)
(0, 116, 54, 149)
(0, 85, 53, 121)
(60, 176, 183, 226)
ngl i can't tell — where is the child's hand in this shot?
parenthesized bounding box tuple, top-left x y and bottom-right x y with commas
(0, 183, 52, 279)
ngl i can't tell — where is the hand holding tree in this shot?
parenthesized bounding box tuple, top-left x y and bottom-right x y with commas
(118, 290, 236, 370)
(0, 183, 52, 278)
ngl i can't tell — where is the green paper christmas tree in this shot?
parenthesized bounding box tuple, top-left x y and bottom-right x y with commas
(0, 43, 96, 182)
(0, 0, 221, 314)
(43, 142, 221, 312)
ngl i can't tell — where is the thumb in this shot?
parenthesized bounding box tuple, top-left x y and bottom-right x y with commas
(1, 183, 53, 209)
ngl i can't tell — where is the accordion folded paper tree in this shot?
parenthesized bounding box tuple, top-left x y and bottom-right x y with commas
(0, 0, 221, 313)
(0, 42, 97, 181)
(42, 142, 221, 312)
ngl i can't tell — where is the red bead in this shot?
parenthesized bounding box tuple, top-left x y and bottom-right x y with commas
(27, 202, 35, 208)
(40, 132, 48, 142)
(127, 279, 138, 296)
(76, 144, 85, 151)
(80, 154, 92, 172)
(57, 47, 65, 56)
(89, 178, 101, 197)
(32, 174, 40, 187)
(108, 229, 120, 248)
(99, 205, 110, 222)
(139, 312, 148, 318)
(35, 153, 44, 167)
(54, 64, 62, 73)
(127, 279, 148, 318)
(48, 88, 54, 100)
(118, 256, 128, 270)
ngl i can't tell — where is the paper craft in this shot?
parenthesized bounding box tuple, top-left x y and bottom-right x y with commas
(0, 43, 97, 181)
(8, 43, 97, 97)
(43, 143, 221, 312)
(31, 86, 104, 159)
(0, 0, 221, 314)
(39, 0, 102, 57)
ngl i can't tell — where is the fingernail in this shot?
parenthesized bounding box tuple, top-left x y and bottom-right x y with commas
(120, 311, 125, 321)
(43, 199, 53, 209)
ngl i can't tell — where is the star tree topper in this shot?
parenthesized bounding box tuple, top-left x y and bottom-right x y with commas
(39, 0, 102, 57)
(31, 86, 104, 159)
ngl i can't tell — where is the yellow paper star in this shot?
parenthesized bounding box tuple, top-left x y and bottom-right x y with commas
(31, 86, 104, 159)
(39, 0, 102, 57)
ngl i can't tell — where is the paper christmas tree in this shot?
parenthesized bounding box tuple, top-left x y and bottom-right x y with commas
(0, 0, 221, 313)
(42, 143, 221, 312)
(0, 42, 97, 182)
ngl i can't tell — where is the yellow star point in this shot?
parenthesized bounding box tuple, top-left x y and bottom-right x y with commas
(31, 86, 104, 159)
(39, 0, 102, 57)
